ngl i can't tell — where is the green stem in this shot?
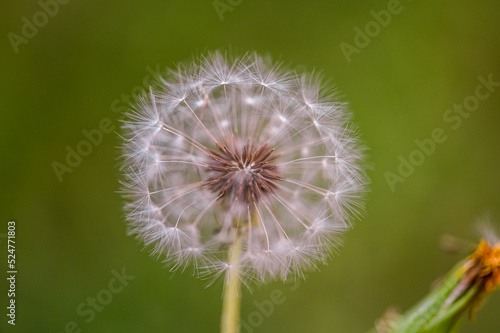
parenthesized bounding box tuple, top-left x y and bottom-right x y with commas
(220, 235, 243, 333)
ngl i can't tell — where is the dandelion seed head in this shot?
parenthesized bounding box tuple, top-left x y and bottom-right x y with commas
(120, 51, 367, 284)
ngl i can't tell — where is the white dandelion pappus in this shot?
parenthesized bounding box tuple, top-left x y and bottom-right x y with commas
(120, 51, 366, 284)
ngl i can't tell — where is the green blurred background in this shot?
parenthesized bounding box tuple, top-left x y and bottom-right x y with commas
(1, 0, 499, 332)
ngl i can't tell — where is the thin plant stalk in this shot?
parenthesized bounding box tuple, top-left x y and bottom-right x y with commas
(221, 234, 243, 333)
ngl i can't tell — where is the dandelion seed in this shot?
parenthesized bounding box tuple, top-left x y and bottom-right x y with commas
(120, 51, 367, 284)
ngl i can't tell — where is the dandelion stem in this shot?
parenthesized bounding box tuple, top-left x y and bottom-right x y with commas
(221, 233, 243, 333)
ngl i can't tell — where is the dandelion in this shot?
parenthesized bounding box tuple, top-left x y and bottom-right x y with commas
(377, 220, 500, 333)
(120, 51, 366, 332)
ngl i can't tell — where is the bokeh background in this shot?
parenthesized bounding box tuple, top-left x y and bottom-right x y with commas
(1, 0, 499, 332)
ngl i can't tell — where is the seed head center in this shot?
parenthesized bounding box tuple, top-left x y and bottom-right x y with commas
(205, 141, 282, 204)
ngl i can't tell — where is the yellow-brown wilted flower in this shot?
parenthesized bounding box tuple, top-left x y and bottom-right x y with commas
(384, 221, 500, 333)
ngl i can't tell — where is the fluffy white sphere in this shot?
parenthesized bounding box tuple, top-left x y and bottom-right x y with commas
(121, 51, 367, 284)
